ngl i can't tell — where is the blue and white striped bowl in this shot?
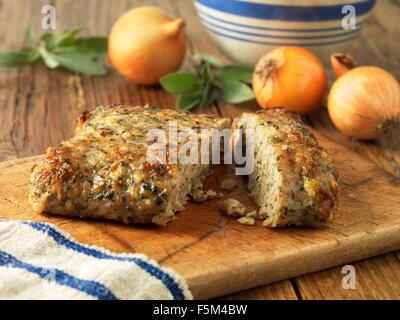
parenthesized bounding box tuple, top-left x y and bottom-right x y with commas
(194, 0, 376, 65)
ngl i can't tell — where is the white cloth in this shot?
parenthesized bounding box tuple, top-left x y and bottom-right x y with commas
(0, 220, 192, 300)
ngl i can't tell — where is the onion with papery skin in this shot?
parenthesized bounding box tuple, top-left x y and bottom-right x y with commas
(252, 46, 327, 114)
(108, 6, 186, 85)
(330, 53, 356, 78)
(328, 66, 400, 140)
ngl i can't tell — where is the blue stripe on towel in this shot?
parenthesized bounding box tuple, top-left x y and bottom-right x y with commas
(204, 25, 359, 47)
(0, 250, 118, 300)
(22, 221, 186, 300)
(196, 0, 376, 22)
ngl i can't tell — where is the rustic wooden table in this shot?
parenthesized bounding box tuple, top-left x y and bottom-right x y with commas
(0, 0, 399, 300)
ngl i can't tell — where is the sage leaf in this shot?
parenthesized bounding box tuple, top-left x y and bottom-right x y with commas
(176, 91, 202, 110)
(40, 32, 57, 48)
(201, 63, 213, 82)
(55, 26, 83, 46)
(193, 53, 222, 67)
(0, 25, 108, 75)
(74, 37, 108, 57)
(200, 85, 216, 107)
(219, 79, 254, 104)
(25, 24, 35, 47)
(54, 52, 106, 75)
(162, 53, 254, 110)
(39, 46, 59, 68)
(28, 49, 41, 62)
(160, 72, 201, 94)
(198, 63, 215, 107)
(217, 65, 253, 83)
(0, 51, 37, 67)
(52, 37, 108, 58)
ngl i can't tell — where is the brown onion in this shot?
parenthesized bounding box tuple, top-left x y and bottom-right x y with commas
(108, 6, 186, 85)
(253, 46, 327, 114)
(328, 66, 400, 140)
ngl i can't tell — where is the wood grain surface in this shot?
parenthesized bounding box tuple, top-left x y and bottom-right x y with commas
(0, 0, 399, 299)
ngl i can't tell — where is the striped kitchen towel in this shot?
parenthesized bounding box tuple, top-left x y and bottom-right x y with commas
(0, 220, 192, 300)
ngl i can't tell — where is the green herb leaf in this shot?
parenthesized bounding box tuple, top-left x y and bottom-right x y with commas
(162, 53, 255, 110)
(38, 46, 59, 68)
(218, 79, 254, 104)
(29, 49, 41, 62)
(201, 63, 213, 82)
(25, 24, 35, 47)
(40, 32, 57, 47)
(200, 85, 217, 107)
(193, 53, 222, 67)
(52, 37, 108, 58)
(176, 91, 202, 110)
(0, 50, 38, 67)
(160, 72, 201, 94)
(54, 52, 106, 75)
(73, 37, 108, 57)
(198, 63, 215, 107)
(217, 65, 253, 83)
(0, 25, 108, 76)
(55, 26, 83, 46)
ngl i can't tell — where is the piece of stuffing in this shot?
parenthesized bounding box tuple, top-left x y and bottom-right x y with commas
(218, 178, 239, 191)
(237, 216, 255, 226)
(192, 189, 223, 202)
(218, 198, 246, 217)
(246, 210, 258, 218)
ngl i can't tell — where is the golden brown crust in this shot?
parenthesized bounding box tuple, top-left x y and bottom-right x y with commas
(29, 105, 229, 224)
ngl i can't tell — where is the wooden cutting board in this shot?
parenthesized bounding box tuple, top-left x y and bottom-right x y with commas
(1, 131, 400, 299)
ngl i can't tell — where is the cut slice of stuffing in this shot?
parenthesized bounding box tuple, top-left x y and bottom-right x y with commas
(233, 109, 339, 227)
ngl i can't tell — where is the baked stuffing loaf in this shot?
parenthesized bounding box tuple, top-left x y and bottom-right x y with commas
(29, 105, 230, 225)
(233, 108, 339, 227)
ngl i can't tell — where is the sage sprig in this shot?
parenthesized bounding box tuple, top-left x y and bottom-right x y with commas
(0, 25, 108, 75)
(160, 54, 254, 110)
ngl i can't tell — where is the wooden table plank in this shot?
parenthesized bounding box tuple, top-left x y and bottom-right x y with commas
(294, 253, 400, 300)
(218, 280, 298, 300)
(0, 0, 399, 299)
